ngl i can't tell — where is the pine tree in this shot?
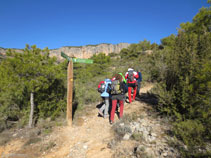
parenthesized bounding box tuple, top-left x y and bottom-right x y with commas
(0, 45, 66, 129)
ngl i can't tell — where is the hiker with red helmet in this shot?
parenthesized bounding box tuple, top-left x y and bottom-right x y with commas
(125, 68, 139, 103)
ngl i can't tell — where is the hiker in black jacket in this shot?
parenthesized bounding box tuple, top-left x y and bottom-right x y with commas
(109, 74, 127, 124)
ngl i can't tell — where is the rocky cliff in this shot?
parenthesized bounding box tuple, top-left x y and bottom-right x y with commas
(0, 47, 23, 56)
(49, 43, 130, 60)
(0, 43, 130, 60)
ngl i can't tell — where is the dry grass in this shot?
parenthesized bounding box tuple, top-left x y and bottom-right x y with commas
(0, 133, 11, 146)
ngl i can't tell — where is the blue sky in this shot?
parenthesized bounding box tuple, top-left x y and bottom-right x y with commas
(0, 0, 209, 49)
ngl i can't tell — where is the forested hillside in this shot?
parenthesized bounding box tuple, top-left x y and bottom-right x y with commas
(0, 5, 210, 158)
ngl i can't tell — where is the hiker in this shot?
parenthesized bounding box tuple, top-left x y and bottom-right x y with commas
(118, 72, 129, 102)
(112, 72, 128, 92)
(109, 74, 127, 124)
(136, 69, 142, 96)
(97, 79, 111, 118)
(125, 68, 139, 103)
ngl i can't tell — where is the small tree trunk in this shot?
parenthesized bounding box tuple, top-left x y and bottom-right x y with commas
(29, 92, 34, 128)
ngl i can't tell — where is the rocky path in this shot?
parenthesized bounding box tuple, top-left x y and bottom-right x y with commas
(40, 83, 155, 158)
(0, 83, 179, 158)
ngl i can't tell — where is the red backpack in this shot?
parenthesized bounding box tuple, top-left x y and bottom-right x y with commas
(98, 81, 105, 93)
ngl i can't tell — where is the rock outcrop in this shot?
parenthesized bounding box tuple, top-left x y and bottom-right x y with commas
(0, 48, 6, 55)
(0, 48, 23, 57)
(0, 43, 130, 60)
(49, 43, 130, 60)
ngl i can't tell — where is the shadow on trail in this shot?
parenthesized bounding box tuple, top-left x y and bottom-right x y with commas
(72, 102, 78, 119)
(72, 90, 78, 120)
(136, 92, 158, 107)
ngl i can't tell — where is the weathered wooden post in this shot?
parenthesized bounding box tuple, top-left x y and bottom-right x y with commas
(61, 52, 93, 126)
(67, 60, 73, 125)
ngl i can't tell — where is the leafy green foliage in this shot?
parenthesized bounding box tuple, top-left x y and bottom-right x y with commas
(0, 45, 66, 129)
(91, 52, 111, 64)
(148, 6, 211, 157)
(161, 34, 176, 49)
(180, 7, 211, 34)
(120, 40, 156, 59)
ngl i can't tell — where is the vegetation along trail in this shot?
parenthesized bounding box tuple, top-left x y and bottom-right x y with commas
(0, 4, 210, 157)
(1, 83, 175, 158)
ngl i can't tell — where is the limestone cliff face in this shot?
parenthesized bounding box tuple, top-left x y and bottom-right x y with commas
(0, 48, 6, 54)
(0, 48, 23, 56)
(49, 43, 130, 60)
(0, 43, 130, 60)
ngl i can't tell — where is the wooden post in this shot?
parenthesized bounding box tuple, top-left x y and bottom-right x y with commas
(61, 52, 93, 126)
(67, 61, 73, 126)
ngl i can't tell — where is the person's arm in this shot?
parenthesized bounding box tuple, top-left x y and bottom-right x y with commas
(139, 72, 142, 81)
(121, 82, 128, 94)
(134, 71, 139, 79)
(125, 72, 128, 79)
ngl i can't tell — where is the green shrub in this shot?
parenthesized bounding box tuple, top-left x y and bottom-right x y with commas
(174, 120, 205, 147)
(131, 132, 144, 141)
(148, 6, 211, 157)
(0, 45, 66, 128)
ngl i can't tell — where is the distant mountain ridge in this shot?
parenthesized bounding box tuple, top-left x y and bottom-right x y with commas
(0, 43, 130, 60)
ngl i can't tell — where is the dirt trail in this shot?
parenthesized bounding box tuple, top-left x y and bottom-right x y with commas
(0, 83, 154, 158)
(43, 83, 154, 158)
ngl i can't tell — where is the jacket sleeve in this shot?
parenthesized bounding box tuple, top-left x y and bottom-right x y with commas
(123, 82, 128, 93)
(125, 72, 128, 79)
(120, 82, 128, 94)
(134, 72, 139, 79)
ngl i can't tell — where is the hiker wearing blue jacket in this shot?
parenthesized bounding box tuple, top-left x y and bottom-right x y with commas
(137, 70, 142, 96)
(99, 78, 111, 118)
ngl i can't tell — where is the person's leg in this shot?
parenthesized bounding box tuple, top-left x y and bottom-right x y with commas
(99, 103, 105, 116)
(128, 86, 132, 103)
(133, 86, 137, 101)
(137, 82, 140, 96)
(119, 100, 124, 119)
(99, 98, 105, 116)
(104, 97, 109, 118)
(108, 98, 112, 114)
(110, 100, 117, 123)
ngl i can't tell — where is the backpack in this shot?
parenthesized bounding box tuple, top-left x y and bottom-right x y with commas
(128, 70, 134, 82)
(110, 80, 123, 95)
(98, 81, 106, 93)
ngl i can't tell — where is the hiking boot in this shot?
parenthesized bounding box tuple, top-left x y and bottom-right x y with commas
(109, 120, 114, 125)
(103, 115, 109, 119)
(98, 110, 103, 117)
